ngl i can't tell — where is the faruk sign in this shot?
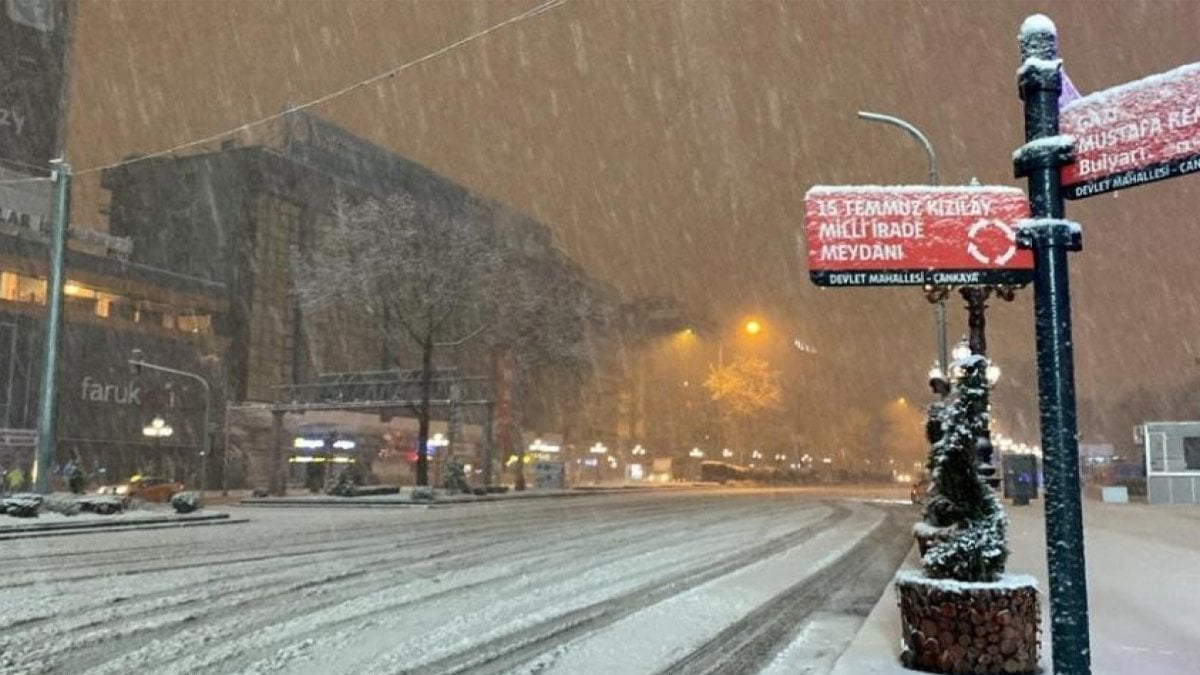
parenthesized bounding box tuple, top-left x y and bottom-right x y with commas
(1062, 62, 1200, 199)
(79, 376, 141, 405)
(803, 186, 1033, 287)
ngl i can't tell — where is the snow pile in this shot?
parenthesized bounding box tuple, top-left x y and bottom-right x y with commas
(0, 493, 42, 518)
(171, 491, 201, 514)
(40, 493, 82, 516)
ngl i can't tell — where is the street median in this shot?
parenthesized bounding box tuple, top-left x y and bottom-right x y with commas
(0, 509, 244, 539)
(239, 483, 698, 508)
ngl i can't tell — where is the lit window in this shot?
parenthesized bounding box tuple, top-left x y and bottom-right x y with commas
(14, 275, 46, 304)
(0, 272, 16, 301)
(177, 314, 212, 333)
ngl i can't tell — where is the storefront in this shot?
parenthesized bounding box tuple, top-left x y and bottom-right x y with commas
(288, 423, 361, 491)
(0, 232, 228, 488)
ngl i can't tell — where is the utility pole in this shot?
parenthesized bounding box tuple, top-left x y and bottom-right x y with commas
(33, 160, 71, 493)
(1015, 15, 1091, 674)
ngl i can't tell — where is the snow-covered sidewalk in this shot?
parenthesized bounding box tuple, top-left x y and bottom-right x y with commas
(829, 498, 1200, 675)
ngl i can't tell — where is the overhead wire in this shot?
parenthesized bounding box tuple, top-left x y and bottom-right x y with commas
(73, 0, 571, 178)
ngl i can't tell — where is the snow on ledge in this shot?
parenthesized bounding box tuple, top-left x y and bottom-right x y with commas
(1012, 134, 1075, 162)
(805, 184, 1025, 197)
(1061, 61, 1200, 114)
(1017, 57, 1062, 78)
(896, 569, 1039, 592)
(1019, 14, 1057, 39)
(1018, 217, 1082, 235)
(913, 521, 952, 538)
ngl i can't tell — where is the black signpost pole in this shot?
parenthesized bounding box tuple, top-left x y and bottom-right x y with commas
(1015, 16, 1091, 674)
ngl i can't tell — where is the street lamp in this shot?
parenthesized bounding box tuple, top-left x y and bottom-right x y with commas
(721, 448, 733, 459)
(589, 442, 608, 483)
(142, 417, 174, 438)
(857, 111, 948, 389)
(952, 338, 972, 362)
(129, 350, 212, 505)
(987, 362, 1002, 385)
(688, 447, 704, 459)
(142, 417, 174, 477)
(928, 363, 950, 397)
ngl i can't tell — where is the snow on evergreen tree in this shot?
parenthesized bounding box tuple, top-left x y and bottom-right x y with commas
(325, 463, 363, 497)
(921, 355, 1008, 582)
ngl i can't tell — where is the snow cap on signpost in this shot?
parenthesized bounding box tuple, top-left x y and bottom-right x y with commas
(1018, 13, 1057, 57)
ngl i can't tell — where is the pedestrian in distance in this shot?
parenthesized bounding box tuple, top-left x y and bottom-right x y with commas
(7, 465, 26, 493)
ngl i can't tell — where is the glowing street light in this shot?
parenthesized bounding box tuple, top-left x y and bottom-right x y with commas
(589, 442, 608, 454)
(744, 319, 762, 336)
(142, 417, 174, 438)
(951, 338, 972, 362)
(987, 362, 1002, 385)
(688, 447, 705, 459)
(721, 448, 733, 459)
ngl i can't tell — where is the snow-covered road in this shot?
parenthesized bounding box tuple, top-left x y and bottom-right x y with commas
(0, 489, 915, 674)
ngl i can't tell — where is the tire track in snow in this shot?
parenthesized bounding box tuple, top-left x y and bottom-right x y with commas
(358, 504, 853, 675)
(654, 506, 915, 675)
(27, 495, 789, 674)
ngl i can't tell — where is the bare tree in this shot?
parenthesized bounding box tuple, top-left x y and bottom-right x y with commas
(482, 253, 612, 489)
(703, 354, 783, 452)
(297, 193, 499, 487)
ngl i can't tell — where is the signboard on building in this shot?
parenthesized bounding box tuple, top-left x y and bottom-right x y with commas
(803, 186, 1034, 287)
(0, 0, 73, 170)
(0, 0, 74, 223)
(1061, 62, 1200, 199)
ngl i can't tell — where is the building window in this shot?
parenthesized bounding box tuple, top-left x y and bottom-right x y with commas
(177, 314, 212, 334)
(11, 273, 47, 304)
(1184, 437, 1200, 471)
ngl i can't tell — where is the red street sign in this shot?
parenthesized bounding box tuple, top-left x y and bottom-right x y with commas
(1062, 62, 1200, 200)
(804, 186, 1033, 287)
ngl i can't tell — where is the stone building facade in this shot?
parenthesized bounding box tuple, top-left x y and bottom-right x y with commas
(100, 111, 621, 490)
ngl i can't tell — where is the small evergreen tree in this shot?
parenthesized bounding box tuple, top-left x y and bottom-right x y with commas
(67, 466, 86, 494)
(921, 356, 1008, 582)
(441, 456, 470, 493)
(325, 463, 363, 497)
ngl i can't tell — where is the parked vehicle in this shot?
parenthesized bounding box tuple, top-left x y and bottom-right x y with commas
(97, 475, 184, 503)
(910, 478, 930, 505)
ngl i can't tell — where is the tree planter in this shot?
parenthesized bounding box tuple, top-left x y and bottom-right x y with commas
(896, 570, 1039, 674)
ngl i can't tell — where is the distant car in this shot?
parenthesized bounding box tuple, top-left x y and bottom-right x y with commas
(97, 476, 184, 503)
(910, 479, 930, 505)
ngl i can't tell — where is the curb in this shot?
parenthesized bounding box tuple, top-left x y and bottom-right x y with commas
(239, 486, 692, 508)
(828, 543, 920, 675)
(0, 512, 244, 540)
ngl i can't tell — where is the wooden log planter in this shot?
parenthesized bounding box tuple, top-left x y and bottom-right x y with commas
(896, 570, 1040, 674)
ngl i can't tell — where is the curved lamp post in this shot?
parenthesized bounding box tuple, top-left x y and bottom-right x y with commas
(129, 349, 211, 505)
(857, 111, 948, 389)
